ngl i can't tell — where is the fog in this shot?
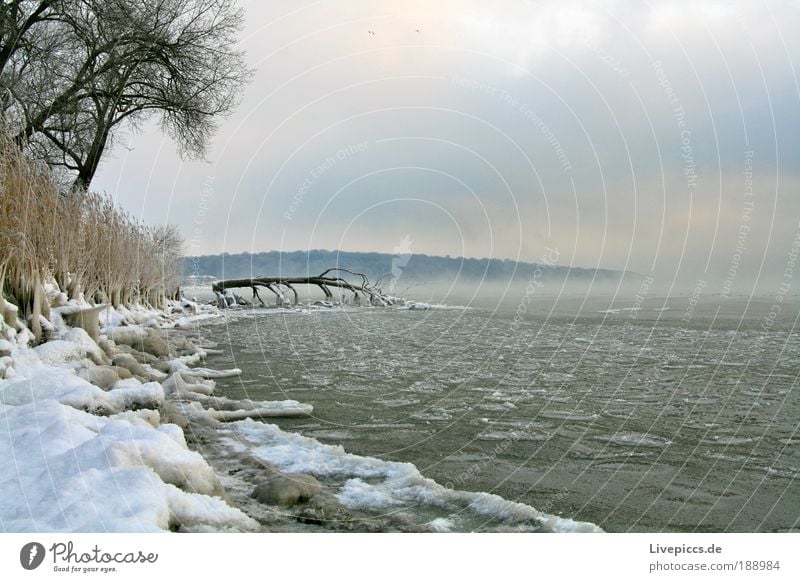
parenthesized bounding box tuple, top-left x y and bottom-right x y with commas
(93, 1, 799, 301)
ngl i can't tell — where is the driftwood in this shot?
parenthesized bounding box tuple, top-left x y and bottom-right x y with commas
(211, 268, 395, 306)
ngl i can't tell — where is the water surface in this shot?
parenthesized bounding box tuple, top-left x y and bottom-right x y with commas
(204, 294, 800, 532)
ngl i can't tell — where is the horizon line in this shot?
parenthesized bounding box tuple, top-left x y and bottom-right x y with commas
(185, 248, 635, 274)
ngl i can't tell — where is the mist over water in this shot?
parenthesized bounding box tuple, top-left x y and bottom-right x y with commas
(202, 290, 800, 532)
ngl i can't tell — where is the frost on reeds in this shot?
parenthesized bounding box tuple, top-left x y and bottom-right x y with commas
(0, 133, 182, 342)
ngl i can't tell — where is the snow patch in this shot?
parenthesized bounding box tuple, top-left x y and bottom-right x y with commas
(227, 419, 602, 532)
(0, 400, 256, 532)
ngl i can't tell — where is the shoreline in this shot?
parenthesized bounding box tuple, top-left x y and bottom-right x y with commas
(1, 296, 602, 533)
(1, 298, 257, 532)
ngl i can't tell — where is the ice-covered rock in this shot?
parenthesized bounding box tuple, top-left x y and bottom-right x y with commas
(252, 473, 321, 507)
(163, 372, 216, 396)
(111, 352, 152, 378)
(76, 365, 121, 390)
(107, 326, 170, 358)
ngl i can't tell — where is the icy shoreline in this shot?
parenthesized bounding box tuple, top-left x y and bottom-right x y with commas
(0, 293, 322, 531)
(1, 297, 602, 533)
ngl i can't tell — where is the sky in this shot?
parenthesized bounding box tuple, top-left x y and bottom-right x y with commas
(92, 0, 800, 290)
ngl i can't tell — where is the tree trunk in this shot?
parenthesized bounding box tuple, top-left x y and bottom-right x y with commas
(72, 113, 113, 191)
(212, 269, 393, 307)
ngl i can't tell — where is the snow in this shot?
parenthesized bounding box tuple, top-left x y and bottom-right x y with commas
(0, 399, 256, 532)
(226, 419, 603, 533)
(207, 405, 312, 421)
(62, 327, 105, 360)
(169, 313, 221, 328)
(162, 372, 216, 396)
(33, 340, 86, 366)
(427, 517, 455, 532)
(98, 306, 128, 329)
(597, 307, 641, 314)
(34, 327, 106, 367)
(397, 303, 471, 311)
(0, 366, 163, 415)
(337, 478, 401, 510)
(0, 301, 258, 533)
(168, 358, 241, 379)
(105, 382, 165, 412)
(162, 372, 313, 419)
(96, 301, 220, 332)
(2, 366, 106, 412)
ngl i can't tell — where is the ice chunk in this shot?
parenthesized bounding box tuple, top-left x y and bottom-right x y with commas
(336, 478, 401, 510)
(427, 517, 455, 532)
(168, 358, 241, 379)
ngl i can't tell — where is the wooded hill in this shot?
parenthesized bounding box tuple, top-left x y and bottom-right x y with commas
(185, 250, 630, 284)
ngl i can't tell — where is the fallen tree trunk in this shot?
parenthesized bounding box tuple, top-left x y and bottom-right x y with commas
(211, 268, 397, 306)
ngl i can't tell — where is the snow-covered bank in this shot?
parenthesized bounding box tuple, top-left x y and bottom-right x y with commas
(0, 297, 301, 532)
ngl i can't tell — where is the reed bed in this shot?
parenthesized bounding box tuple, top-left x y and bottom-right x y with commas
(0, 133, 182, 341)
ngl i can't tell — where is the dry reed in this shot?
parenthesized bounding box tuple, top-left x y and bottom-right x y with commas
(0, 132, 182, 341)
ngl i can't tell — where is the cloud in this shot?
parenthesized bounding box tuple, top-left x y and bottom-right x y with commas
(92, 0, 800, 290)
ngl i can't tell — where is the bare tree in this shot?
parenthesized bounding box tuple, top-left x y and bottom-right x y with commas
(0, 1, 59, 76)
(150, 223, 184, 300)
(2, 0, 251, 189)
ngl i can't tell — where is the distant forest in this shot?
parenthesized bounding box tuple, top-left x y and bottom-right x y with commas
(184, 250, 629, 284)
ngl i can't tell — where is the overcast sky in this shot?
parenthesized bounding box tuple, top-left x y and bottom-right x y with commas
(93, 0, 799, 289)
